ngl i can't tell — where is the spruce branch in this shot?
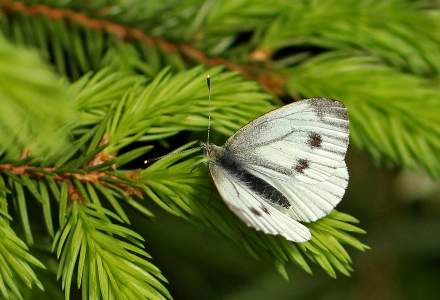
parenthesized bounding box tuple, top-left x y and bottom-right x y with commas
(0, 161, 167, 299)
(73, 66, 273, 148)
(52, 202, 170, 300)
(0, 178, 45, 300)
(260, 0, 440, 75)
(0, 157, 151, 229)
(0, 0, 286, 92)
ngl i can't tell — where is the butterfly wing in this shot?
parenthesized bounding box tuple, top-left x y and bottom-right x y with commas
(209, 162, 311, 242)
(224, 98, 349, 222)
(225, 98, 349, 185)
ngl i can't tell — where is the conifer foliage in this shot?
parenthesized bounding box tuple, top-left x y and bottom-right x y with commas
(0, 0, 439, 299)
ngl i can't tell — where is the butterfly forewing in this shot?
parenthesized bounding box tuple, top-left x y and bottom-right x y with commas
(225, 98, 349, 185)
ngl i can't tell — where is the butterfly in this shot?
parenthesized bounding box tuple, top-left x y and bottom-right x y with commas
(202, 98, 349, 242)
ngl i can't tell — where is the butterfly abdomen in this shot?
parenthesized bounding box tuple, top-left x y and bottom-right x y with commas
(216, 149, 291, 209)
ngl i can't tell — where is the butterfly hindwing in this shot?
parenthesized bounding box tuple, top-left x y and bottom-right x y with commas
(209, 162, 311, 242)
(247, 162, 349, 222)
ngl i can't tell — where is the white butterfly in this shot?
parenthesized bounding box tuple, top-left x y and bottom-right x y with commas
(202, 98, 349, 242)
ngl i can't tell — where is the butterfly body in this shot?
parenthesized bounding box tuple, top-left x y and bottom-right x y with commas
(204, 98, 349, 242)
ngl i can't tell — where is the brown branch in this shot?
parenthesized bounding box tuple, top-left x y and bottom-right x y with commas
(0, 0, 286, 95)
(67, 179, 82, 203)
(0, 163, 98, 181)
(0, 163, 143, 202)
(88, 134, 115, 167)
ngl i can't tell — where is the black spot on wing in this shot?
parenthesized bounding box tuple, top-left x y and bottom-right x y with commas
(261, 205, 270, 214)
(217, 150, 291, 208)
(294, 158, 309, 174)
(308, 132, 322, 148)
(249, 207, 262, 216)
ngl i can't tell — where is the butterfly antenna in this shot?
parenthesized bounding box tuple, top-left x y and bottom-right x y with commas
(143, 148, 198, 164)
(144, 155, 165, 164)
(206, 74, 212, 145)
(145, 76, 212, 165)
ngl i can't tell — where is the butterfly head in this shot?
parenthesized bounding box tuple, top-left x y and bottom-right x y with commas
(200, 142, 222, 160)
